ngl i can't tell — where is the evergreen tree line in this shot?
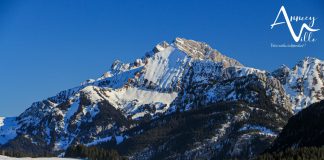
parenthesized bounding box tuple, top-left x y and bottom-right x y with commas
(0, 149, 27, 157)
(0, 149, 53, 158)
(65, 144, 124, 160)
(256, 147, 324, 160)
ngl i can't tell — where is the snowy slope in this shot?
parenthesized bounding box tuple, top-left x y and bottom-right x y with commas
(0, 117, 19, 145)
(0, 117, 4, 126)
(142, 46, 190, 90)
(273, 57, 324, 112)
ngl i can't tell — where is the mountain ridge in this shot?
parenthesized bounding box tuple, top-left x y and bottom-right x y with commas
(0, 37, 323, 159)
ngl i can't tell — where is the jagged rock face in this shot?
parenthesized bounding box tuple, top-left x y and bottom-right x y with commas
(272, 57, 324, 113)
(14, 86, 131, 151)
(272, 65, 290, 85)
(268, 100, 324, 152)
(0, 38, 322, 159)
(174, 38, 243, 67)
(172, 61, 292, 113)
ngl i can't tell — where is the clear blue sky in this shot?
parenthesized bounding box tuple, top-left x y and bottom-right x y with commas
(0, 0, 323, 116)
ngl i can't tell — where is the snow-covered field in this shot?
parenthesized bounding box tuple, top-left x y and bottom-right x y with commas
(0, 156, 80, 160)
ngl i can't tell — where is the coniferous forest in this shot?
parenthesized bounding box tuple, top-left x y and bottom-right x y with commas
(64, 144, 123, 160)
(257, 147, 324, 160)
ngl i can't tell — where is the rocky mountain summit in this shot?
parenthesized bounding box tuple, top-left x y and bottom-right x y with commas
(272, 57, 324, 113)
(0, 38, 323, 159)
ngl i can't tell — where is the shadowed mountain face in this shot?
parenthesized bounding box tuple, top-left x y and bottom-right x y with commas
(268, 100, 324, 152)
(115, 101, 291, 160)
(0, 38, 322, 159)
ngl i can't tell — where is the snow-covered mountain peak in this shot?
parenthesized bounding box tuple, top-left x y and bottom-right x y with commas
(97, 37, 243, 84)
(272, 57, 324, 113)
(279, 64, 290, 70)
(110, 59, 132, 73)
(2, 38, 320, 158)
(153, 41, 169, 53)
(299, 56, 321, 64)
(272, 65, 291, 85)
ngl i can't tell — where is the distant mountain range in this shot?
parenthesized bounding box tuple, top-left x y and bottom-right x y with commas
(0, 38, 323, 159)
